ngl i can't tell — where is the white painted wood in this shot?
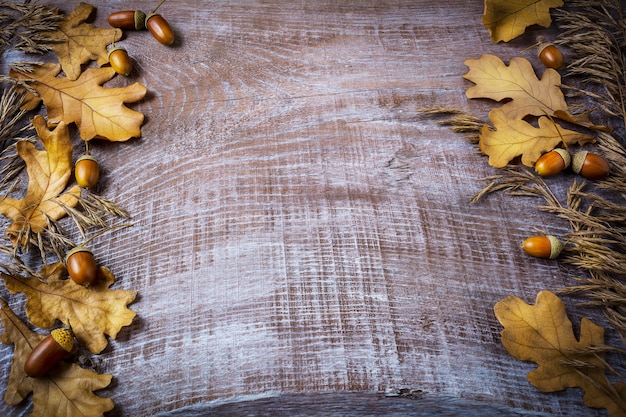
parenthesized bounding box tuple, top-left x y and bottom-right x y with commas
(0, 1, 617, 416)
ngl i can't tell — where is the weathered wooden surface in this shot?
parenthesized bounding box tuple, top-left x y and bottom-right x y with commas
(0, 1, 622, 416)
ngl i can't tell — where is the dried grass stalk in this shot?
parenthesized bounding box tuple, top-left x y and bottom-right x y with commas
(0, 1, 61, 55)
(418, 107, 485, 143)
(556, 0, 626, 130)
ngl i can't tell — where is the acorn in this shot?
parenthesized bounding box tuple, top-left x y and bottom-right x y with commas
(108, 10, 147, 30)
(522, 235, 562, 259)
(74, 154, 100, 189)
(534, 148, 570, 177)
(107, 46, 133, 76)
(65, 247, 99, 286)
(24, 328, 75, 378)
(146, 13, 175, 45)
(539, 43, 564, 70)
(572, 150, 610, 180)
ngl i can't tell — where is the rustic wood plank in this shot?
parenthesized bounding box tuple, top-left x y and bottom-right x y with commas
(0, 1, 619, 416)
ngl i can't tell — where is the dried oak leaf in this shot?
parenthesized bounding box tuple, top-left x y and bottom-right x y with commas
(2, 262, 137, 354)
(0, 300, 114, 417)
(0, 115, 80, 242)
(483, 0, 563, 43)
(46, 2, 122, 81)
(495, 291, 626, 417)
(480, 108, 594, 168)
(11, 63, 147, 141)
(464, 54, 569, 120)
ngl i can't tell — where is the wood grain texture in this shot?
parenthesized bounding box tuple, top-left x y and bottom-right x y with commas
(0, 1, 621, 416)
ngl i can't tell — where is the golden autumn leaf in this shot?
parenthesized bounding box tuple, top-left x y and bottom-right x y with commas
(46, 2, 122, 81)
(480, 108, 594, 168)
(483, 0, 563, 43)
(0, 115, 80, 241)
(0, 300, 114, 417)
(464, 54, 569, 121)
(11, 63, 147, 141)
(2, 262, 137, 354)
(495, 291, 626, 417)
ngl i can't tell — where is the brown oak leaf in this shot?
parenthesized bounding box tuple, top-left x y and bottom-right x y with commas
(464, 54, 569, 121)
(0, 300, 114, 417)
(480, 108, 594, 168)
(483, 0, 563, 43)
(2, 262, 137, 354)
(46, 2, 122, 81)
(11, 63, 147, 141)
(0, 115, 80, 242)
(495, 291, 626, 417)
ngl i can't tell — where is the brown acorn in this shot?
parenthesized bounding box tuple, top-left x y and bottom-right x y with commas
(24, 328, 75, 378)
(108, 10, 147, 30)
(108, 46, 133, 76)
(522, 235, 562, 259)
(572, 150, 610, 180)
(75, 154, 100, 189)
(539, 43, 564, 70)
(65, 247, 99, 286)
(146, 13, 175, 45)
(534, 148, 570, 177)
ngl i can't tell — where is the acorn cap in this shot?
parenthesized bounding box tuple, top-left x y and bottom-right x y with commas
(537, 42, 553, 55)
(51, 328, 75, 353)
(134, 9, 147, 30)
(65, 246, 92, 263)
(547, 235, 563, 259)
(145, 12, 159, 23)
(76, 154, 98, 164)
(107, 45, 127, 60)
(571, 150, 588, 174)
(553, 148, 571, 169)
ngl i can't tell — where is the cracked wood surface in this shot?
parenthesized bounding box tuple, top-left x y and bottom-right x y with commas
(0, 1, 618, 416)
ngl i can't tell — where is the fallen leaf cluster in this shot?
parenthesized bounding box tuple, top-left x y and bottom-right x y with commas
(0, 2, 147, 416)
(426, 0, 626, 415)
(12, 3, 147, 143)
(463, 54, 596, 168)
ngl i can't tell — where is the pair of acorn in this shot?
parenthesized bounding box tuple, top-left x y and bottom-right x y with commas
(534, 148, 610, 180)
(106, 1, 175, 76)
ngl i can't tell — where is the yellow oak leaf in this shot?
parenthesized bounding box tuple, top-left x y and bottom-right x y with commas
(2, 262, 137, 354)
(0, 115, 80, 242)
(495, 291, 626, 417)
(46, 2, 122, 81)
(483, 0, 563, 43)
(464, 54, 569, 121)
(11, 63, 147, 141)
(480, 108, 594, 168)
(0, 300, 114, 417)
